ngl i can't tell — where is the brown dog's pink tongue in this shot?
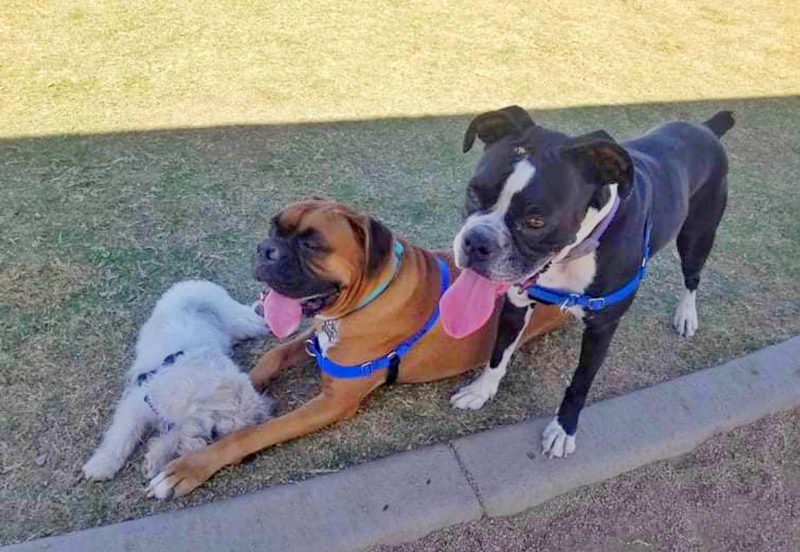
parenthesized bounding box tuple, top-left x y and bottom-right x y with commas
(440, 269, 510, 339)
(261, 290, 303, 339)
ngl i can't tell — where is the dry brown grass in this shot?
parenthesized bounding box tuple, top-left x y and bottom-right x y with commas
(2, 97, 799, 546)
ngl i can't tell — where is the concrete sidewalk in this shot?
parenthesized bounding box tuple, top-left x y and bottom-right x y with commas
(6, 337, 799, 552)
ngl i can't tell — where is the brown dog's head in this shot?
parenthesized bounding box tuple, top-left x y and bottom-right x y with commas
(253, 198, 394, 335)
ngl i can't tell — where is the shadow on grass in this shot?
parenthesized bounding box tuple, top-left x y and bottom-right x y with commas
(1, 95, 799, 545)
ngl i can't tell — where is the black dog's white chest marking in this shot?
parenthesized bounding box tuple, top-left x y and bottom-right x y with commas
(533, 186, 619, 316)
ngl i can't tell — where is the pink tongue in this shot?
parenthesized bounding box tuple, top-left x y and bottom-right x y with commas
(440, 269, 510, 339)
(261, 290, 303, 339)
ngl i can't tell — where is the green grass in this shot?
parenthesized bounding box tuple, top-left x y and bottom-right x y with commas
(1, 0, 800, 545)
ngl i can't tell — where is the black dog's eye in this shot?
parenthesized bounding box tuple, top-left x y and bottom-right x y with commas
(517, 214, 545, 232)
(525, 215, 544, 229)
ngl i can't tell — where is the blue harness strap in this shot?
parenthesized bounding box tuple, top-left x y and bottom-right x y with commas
(137, 351, 183, 432)
(309, 257, 451, 380)
(527, 218, 652, 312)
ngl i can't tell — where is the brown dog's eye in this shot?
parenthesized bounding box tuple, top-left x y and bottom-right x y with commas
(524, 215, 544, 229)
(296, 229, 318, 251)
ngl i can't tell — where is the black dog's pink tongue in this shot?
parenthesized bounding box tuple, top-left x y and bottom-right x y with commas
(261, 290, 303, 339)
(440, 269, 510, 339)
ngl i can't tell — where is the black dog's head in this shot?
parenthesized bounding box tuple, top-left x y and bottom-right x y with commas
(453, 105, 633, 283)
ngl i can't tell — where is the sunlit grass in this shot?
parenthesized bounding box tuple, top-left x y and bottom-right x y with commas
(2, 0, 799, 136)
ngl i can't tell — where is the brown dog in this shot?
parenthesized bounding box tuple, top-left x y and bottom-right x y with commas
(147, 199, 566, 498)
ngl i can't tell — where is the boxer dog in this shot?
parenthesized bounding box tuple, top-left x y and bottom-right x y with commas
(440, 106, 734, 458)
(147, 199, 566, 498)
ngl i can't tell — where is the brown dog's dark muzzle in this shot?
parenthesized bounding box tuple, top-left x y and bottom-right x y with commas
(252, 237, 338, 306)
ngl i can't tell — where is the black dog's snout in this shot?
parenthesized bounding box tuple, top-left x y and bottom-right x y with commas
(256, 239, 286, 264)
(462, 227, 497, 265)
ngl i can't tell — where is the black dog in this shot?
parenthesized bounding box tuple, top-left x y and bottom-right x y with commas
(440, 106, 733, 457)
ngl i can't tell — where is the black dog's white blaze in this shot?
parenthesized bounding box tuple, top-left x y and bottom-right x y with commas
(452, 160, 536, 278)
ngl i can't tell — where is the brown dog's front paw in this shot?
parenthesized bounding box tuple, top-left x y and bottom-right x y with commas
(146, 451, 216, 500)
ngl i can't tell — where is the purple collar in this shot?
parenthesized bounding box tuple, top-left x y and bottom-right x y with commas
(561, 194, 620, 263)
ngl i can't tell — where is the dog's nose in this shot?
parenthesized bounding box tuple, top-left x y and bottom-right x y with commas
(462, 227, 497, 265)
(256, 240, 286, 264)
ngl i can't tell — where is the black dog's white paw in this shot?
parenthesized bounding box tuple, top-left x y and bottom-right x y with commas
(541, 418, 576, 458)
(673, 290, 698, 338)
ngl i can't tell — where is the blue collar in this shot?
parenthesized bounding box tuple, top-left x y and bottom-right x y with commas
(526, 216, 651, 312)
(356, 240, 405, 309)
(308, 256, 451, 380)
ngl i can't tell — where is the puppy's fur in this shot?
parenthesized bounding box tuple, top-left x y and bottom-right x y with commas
(83, 280, 273, 480)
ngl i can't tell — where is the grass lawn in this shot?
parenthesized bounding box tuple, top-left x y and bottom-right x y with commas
(2, 0, 799, 545)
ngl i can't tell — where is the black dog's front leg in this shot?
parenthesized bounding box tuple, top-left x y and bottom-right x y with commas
(542, 315, 620, 457)
(450, 296, 531, 410)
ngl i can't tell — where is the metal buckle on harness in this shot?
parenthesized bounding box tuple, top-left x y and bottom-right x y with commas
(359, 362, 375, 377)
(559, 294, 580, 312)
(304, 338, 316, 357)
(587, 298, 606, 311)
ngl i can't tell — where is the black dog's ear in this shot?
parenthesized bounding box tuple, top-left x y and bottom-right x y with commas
(560, 131, 634, 198)
(463, 105, 535, 153)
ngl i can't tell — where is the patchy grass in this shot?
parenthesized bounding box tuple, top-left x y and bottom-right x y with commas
(2, 0, 800, 545)
(2, 98, 800, 545)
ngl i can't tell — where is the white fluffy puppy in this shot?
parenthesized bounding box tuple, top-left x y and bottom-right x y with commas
(83, 280, 273, 480)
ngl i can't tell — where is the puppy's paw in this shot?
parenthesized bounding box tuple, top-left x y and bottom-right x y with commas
(142, 451, 170, 479)
(450, 369, 503, 410)
(82, 453, 122, 481)
(541, 418, 576, 458)
(673, 290, 698, 338)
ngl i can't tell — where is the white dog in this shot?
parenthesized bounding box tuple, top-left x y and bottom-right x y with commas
(83, 280, 273, 480)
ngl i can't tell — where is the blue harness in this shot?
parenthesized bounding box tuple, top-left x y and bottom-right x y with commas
(307, 256, 451, 382)
(137, 351, 184, 432)
(526, 218, 652, 312)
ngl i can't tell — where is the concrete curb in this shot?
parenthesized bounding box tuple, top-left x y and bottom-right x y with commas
(5, 337, 799, 552)
(452, 335, 800, 517)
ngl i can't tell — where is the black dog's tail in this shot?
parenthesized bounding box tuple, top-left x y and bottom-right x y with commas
(703, 111, 735, 138)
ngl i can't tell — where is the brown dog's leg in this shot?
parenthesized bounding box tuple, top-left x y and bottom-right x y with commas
(147, 376, 379, 499)
(249, 329, 314, 388)
(521, 304, 568, 344)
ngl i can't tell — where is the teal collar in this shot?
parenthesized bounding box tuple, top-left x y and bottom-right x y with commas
(356, 240, 405, 309)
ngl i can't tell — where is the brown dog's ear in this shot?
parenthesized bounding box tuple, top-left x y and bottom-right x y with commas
(560, 130, 634, 199)
(463, 105, 535, 153)
(347, 214, 394, 278)
(365, 217, 393, 277)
